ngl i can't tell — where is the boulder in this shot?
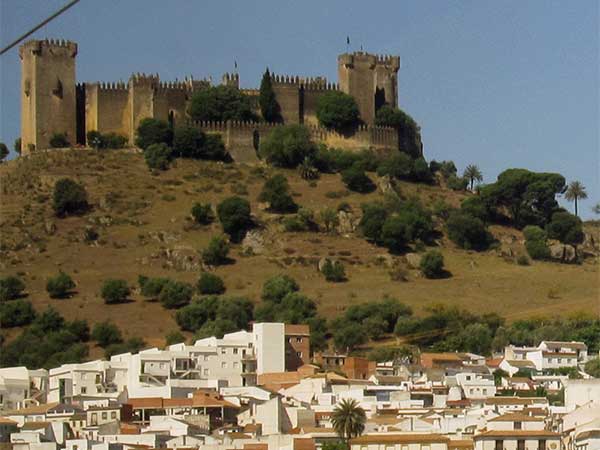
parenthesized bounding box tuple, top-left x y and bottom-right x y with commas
(336, 210, 358, 235)
(164, 246, 201, 271)
(549, 243, 578, 263)
(242, 230, 266, 255)
(405, 253, 422, 269)
(378, 175, 398, 197)
(44, 220, 56, 236)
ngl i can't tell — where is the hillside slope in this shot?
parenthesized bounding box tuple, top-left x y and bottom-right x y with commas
(1, 149, 597, 347)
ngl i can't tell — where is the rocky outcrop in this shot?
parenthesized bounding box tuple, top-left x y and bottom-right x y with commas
(548, 243, 578, 264)
(405, 253, 422, 269)
(163, 246, 202, 271)
(242, 230, 266, 255)
(336, 210, 358, 235)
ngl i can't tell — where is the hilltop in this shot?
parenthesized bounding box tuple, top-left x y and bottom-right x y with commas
(0, 149, 598, 349)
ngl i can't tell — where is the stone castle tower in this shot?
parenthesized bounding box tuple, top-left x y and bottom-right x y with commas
(19, 39, 78, 153)
(338, 52, 400, 125)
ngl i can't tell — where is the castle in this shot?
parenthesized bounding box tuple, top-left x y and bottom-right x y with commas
(19, 39, 403, 160)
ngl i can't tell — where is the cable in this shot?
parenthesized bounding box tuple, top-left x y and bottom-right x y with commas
(0, 0, 81, 56)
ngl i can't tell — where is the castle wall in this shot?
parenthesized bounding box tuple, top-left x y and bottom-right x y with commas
(85, 83, 130, 141)
(301, 82, 339, 126)
(271, 76, 302, 124)
(191, 121, 397, 163)
(19, 39, 77, 153)
(153, 83, 189, 129)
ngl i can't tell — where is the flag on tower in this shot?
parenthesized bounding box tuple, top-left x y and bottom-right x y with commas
(346, 36, 350, 45)
(234, 60, 238, 70)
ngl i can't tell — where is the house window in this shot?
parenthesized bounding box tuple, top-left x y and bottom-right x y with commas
(111, 412, 117, 419)
(539, 440, 546, 450)
(204, 355, 209, 361)
(203, 369, 209, 376)
(221, 362, 227, 369)
(557, 358, 561, 364)
(296, 337, 302, 343)
(297, 352, 302, 358)
(81, 387, 87, 394)
(233, 362, 239, 369)
(495, 441, 503, 450)
(233, 348, 238, 354)
(517, 440, 525, 450)
(482, 389, 487, 395)
(91, 413, 98, 426)
(102, 412, 107, 420)
(221, 348, 226, 355)
(515, 421, 522, 430)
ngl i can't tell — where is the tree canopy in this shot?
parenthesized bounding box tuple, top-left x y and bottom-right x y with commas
(188, 85, 257, 122)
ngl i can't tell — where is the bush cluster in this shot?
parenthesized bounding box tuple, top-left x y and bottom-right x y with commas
(53, 178, 89, 217)
(0, 276, 26, 301)
(202, 235, 231, 265)
(46, 272, 75, 299)
(87, 130, 127, 149)
(191, 203, 214, 225)
(100, 279, 130, 304)
(217, 196, 252, 242)
(419, 250, 445, 278)
(316, 91, 360, 132)
(321, 259, 346, 282)
(359, 198, 434, 253)
(1, 308, 90, 369)
(259, 174, 298, 213)
(49, 133, 70, 148)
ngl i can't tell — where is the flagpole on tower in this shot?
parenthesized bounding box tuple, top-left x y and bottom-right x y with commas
(346, 36, 350, 53)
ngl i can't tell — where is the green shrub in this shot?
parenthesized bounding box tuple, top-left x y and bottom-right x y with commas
(259, 125, 315, 168)
(46, 272, 75, 299)
(359, 202, 388, 243)
(262, 274, 299, 302)
(377, 153, 412, 179)
(446, 211, 491, 251)
(144, 143, 173, 170)
(523, 225, 550, 260)
(49, 133, 70, 148)
(191, 203, 214, 225)
(375, 106, 422, 158)
(159, 281, 194, 309)
(517, 255, 530, 266)
(165, 331, 186, 346)
(53, 178, 89, 217)
(100, 279, 130, 304)
(411, 157, 433, 183)
(138, 276, 170, 299)
(259, 69, 281, 122)
(258, 174, 298, 213)
(526, 238, 551, 260)
(461, 196, 491, 222)
(432, 199, 452, 220)
(283, 208, 316, 232)
(585, 359, 600, 378)
(172, 125, 229, 161)
(447, 175, 468, 191)
(341, 163, 375, 193)
(546, 211, 584, 245)
(217, 196, 252, 242)
(135, 118, 172, 150)
(381, 215, 410, 253)
(197, 273, 226, 295)
(316, 91, 360, 132)
(87, 130, 127, 149)
(188, 85, 257, 122)
(321, 259, 346, 282)
(91, 321, 123, 347)
(420, 251, 445, 279)
(14, 137, 21, 155)
(0, 276, 26, 301)
(333, 321, 367, 351)
(0, 143, 8, 161)
(298, 157, 319, 180)
(0, 300, 35, 327)
(202, 235, 231, 265)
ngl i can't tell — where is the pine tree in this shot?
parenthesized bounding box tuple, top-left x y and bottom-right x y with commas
(259, 68, 281, 123)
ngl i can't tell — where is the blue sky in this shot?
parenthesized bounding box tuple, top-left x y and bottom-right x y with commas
(1, 1, 598, 217)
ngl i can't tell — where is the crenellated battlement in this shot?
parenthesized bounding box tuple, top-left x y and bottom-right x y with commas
(129, 72, 159, 87)
(19, 38, 77, 59)
(98, 81, 128, 92)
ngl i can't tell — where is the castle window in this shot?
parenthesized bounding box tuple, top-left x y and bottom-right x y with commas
(53, 78, 63, 98)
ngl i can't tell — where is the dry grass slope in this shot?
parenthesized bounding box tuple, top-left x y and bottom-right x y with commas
(1, 149, 597, 348)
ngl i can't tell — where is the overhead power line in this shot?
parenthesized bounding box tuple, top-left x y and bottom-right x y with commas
(0, 0, 81, 56)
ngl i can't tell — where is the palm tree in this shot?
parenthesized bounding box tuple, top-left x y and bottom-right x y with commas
(593, 202, 600, 215)
(331, 398, 366, 443)
(564, 181, 588, 216)
(463, 164, 483, 191)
